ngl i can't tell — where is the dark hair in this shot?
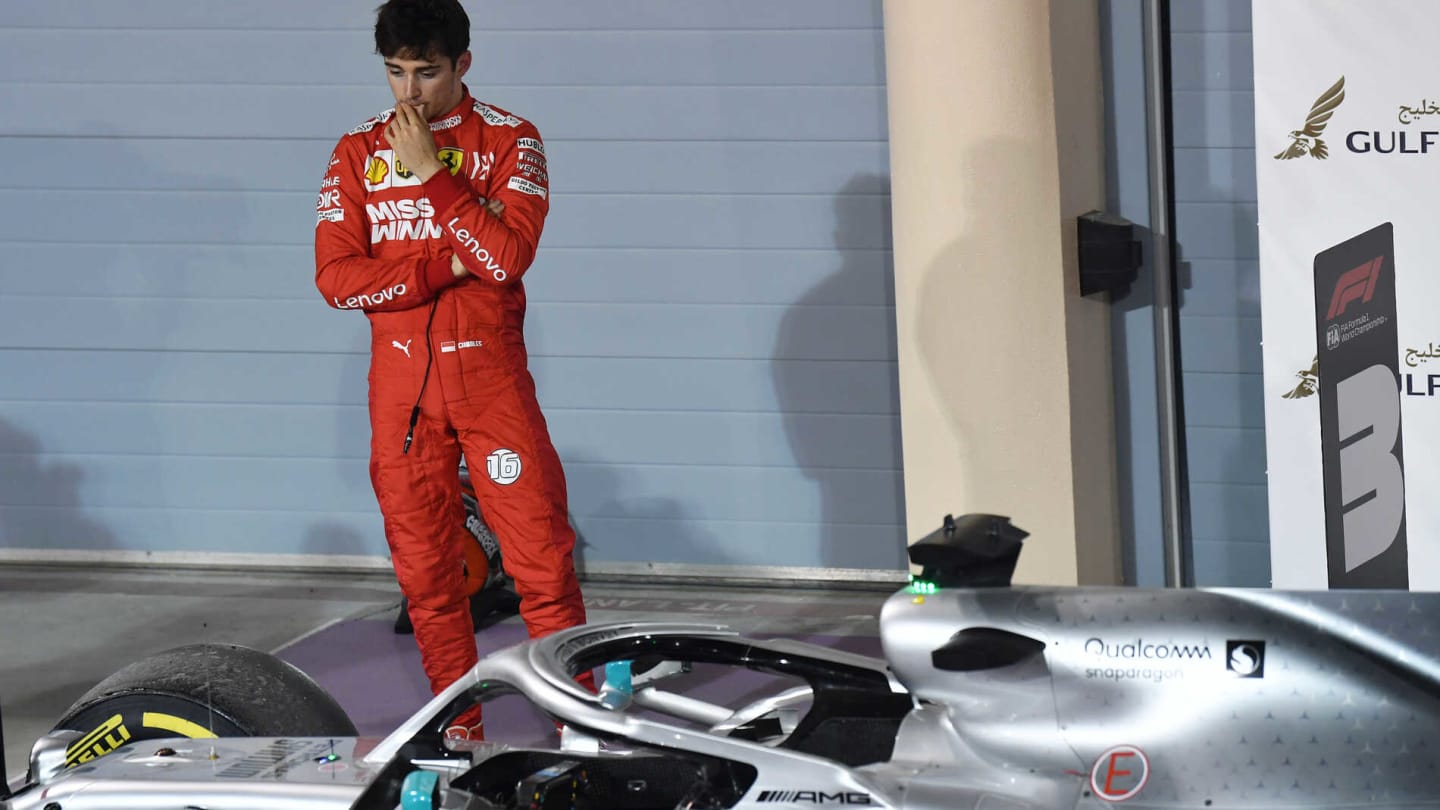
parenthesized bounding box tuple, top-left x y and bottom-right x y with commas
(374, 0, 470, 65)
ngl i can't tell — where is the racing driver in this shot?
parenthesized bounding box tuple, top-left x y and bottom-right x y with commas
(314, 0, 589, 739)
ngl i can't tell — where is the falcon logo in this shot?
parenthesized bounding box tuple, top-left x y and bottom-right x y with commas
(1275, 76, 1346, 160)
(1281, 355, 1319, 400)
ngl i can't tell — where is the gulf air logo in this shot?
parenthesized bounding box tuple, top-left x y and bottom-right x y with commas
(1275, 76, 1345, 160)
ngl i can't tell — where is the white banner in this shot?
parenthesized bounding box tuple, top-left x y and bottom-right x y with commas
(1255, 1, 1440, 589)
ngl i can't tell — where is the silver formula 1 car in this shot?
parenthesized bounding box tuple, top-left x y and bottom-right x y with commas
(5, 514, 1439, 809)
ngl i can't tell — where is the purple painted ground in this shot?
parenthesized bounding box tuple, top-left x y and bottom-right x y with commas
(278, 618, 881, 746)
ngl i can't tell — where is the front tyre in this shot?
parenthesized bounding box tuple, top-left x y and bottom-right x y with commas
(53, 643, 356, 767)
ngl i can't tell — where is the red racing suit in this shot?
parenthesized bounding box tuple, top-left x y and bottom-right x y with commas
(314, 88, 586, 698)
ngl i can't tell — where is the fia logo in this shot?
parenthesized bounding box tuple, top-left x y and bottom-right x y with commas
(1225, 640, 1266, 678)
(1326, 323, 1341, 350)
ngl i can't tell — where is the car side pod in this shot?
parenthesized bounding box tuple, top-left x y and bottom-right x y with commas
(907, 513, 1029, 588)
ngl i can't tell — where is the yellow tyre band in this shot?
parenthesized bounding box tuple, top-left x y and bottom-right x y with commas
(142, 712, 216, 739)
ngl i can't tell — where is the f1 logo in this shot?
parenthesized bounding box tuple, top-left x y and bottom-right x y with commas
(1326, 256, 1381, 320)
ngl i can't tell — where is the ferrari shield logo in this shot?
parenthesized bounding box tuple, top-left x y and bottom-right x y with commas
(438, 147, 464, 176)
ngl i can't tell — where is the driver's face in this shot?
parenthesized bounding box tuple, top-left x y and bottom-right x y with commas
(383, 50, 470, 120)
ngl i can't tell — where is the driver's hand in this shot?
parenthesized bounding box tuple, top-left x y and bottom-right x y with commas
(384, 102, 445, 182)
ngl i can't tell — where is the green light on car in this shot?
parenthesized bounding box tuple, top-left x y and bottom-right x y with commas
(908, 576, 938, 595)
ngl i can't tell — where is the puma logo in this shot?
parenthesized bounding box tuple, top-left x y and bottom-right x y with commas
(392, 339, 412, 358)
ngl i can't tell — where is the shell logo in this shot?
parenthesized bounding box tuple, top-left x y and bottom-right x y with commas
(365, 156, 389, 186)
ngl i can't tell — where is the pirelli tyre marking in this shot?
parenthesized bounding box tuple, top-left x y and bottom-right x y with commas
(65, 713, 129, 767)
(142, 711, 217, 739)
(56, 643, 357, 772)
(64, 711, 217, 767)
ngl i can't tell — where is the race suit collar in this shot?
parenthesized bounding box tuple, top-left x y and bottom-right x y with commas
(426, 86, 473, 132)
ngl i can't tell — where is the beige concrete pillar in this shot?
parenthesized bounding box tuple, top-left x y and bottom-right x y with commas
(882, 0, 1119, 584)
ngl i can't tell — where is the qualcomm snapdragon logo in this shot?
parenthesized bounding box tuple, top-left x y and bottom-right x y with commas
(1225, 640, 1266, 678)
(1083, 637, 1212, 661)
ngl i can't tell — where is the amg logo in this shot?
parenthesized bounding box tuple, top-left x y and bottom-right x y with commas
(757, 790, 872, 805)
